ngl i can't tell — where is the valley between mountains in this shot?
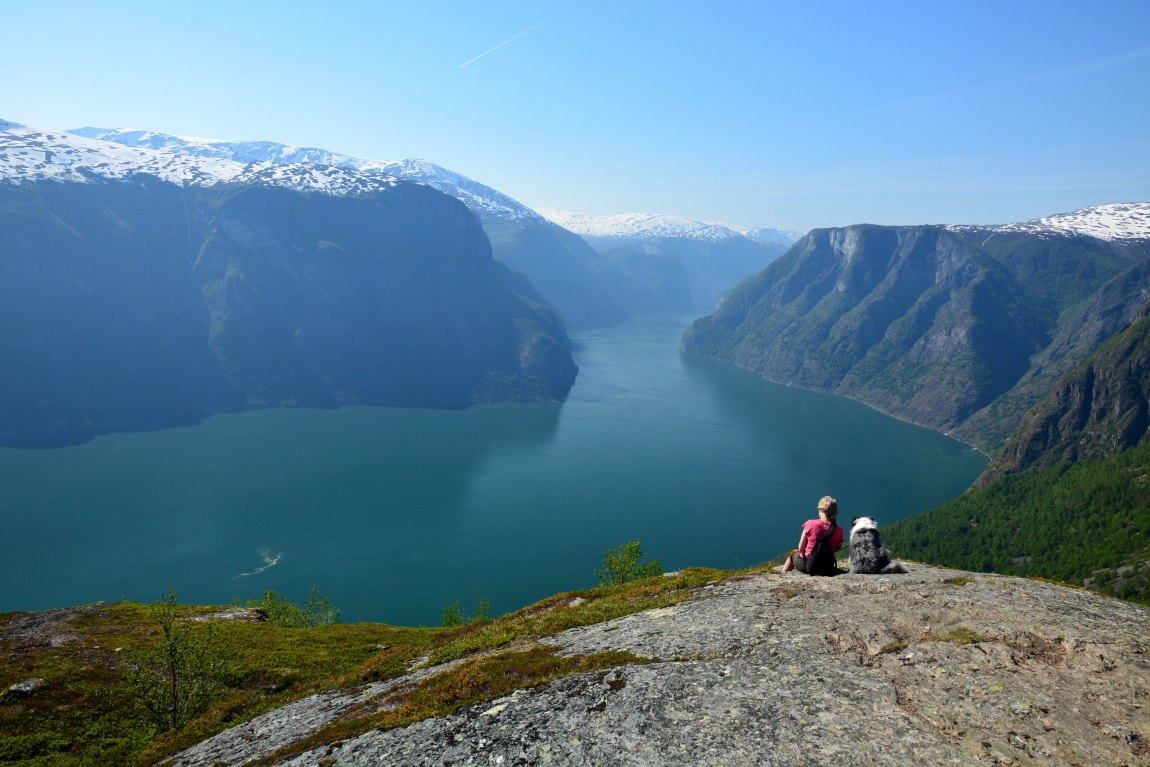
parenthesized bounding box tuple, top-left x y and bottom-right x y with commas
(6, 111, 1150, 766)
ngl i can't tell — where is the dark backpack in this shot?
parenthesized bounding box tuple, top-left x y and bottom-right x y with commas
(806, 523, 839, 577)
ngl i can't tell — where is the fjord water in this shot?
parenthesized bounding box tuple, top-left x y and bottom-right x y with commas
(1, 312, 985, 624)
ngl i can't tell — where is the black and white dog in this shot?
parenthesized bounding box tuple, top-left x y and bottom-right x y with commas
(848, 517, 910, 574)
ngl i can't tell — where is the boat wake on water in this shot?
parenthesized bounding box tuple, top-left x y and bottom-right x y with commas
(232, 549, 282, 579)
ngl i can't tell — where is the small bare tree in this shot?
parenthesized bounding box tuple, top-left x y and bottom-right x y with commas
(127, 590, 224, 732)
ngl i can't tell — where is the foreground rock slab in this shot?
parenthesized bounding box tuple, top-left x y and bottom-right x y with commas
(195, 568, 1150, 766)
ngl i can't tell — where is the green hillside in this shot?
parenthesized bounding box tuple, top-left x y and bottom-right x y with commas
(884, 441, 1150, 602)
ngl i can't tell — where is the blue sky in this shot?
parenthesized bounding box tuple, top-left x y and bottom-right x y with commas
(2, 0, 1147, 231)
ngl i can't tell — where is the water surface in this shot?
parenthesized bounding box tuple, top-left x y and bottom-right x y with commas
(2, 312, 986, 624)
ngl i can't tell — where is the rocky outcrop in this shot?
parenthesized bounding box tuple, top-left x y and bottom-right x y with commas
(981, 316, 1150, 483)
(179, 567, 1150, 766)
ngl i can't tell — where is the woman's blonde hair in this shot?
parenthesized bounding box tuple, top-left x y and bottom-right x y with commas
(818, 496, 838, 520)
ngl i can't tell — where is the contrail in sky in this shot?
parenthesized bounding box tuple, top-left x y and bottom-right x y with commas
(459, 18, 551, 69)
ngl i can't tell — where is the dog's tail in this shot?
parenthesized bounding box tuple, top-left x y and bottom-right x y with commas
(879, 561, 910, 574)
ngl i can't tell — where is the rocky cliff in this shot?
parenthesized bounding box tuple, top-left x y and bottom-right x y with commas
(682, 218, 1150, 454)
(681, 226, 1052, 433)
(981, 316, 1150, 483)
(171, 567, 1150, 766)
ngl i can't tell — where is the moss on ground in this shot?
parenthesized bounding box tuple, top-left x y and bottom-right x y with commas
(0, 566, 739, 766)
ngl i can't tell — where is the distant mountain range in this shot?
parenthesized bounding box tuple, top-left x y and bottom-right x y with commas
(0, 120, 577, 447)
(682, 204, 1150, 459)
(536, 209, 792, 308)
(68, 127, 793, 325)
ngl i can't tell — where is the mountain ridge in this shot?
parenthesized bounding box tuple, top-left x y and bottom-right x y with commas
(65, 124, 698, 328)
(0, 139, 577, 447)
(681, 209, 1150, 455)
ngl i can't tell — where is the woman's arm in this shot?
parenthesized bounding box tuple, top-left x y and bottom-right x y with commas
(796, 530, 808, 554)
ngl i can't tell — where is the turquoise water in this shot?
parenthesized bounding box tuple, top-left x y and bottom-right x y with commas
(1, 311, 986, 624)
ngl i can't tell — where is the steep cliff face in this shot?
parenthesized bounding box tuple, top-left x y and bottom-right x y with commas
(0, 178, 576, 448)
(683, 219, 1150, 450)
(953, 257, 1150, 451)
(981, 316, 1150, 483)
(682, 226, 1051, 431)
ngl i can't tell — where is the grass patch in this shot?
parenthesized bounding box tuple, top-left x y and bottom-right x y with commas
(878, 640, 909, 654)
(942, 577, 977, 586)
(879, 627, 988, 655)
(0, 565, 742, 765)
(926, 627, 989, 645)
(0, 602, 440, 767)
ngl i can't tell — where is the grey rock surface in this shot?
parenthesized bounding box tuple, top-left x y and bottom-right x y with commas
(166, 658, 471, 767)
(5, 677, 44, 695)
(269, 568, 1150, 766)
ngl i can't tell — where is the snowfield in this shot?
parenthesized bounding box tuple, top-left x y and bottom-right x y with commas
(535, 208, 748, 242)
(947, 203, 1150, 242)
(66, 127, 534, 220)
(0, 121, 397, 196)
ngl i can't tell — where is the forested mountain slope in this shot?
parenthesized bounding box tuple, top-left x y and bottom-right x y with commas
(0, 124, 576, 448)
(682, 209, 1150, 453)
(884, 441, 1150, 603)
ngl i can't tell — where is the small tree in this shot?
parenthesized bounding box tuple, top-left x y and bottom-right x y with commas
(595, 539, 663, 586)
(442, 597, 492, 627)
(248, 587, 340, 628)
(127, 590, 224, 732)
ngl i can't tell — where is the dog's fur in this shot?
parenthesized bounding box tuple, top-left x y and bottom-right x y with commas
(848, 517, 909, 574)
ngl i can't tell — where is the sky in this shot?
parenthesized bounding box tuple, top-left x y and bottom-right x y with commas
(2, 0, 1148, 232)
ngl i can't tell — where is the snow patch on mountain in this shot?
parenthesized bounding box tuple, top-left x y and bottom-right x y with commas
(534, 209, 751, 243)
(948, 203, 1150, 243)
(0, 121, 397, 196)
(747, 226, 803, 246)
(68, 127, 535, 221)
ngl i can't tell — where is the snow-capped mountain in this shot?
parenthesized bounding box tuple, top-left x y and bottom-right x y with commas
(747, 226, 804, 246)
(534, 210, 801, 247)
(68, 127, 534, 222)
(534, 208, 789, 307)
(948, 203, 1150, 243)
(7, 117, 792, 321)
(535, 209, 748, 243)
(0, 120, 397, 196)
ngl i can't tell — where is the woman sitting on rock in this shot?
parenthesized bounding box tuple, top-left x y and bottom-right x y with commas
(781, 496, 844, 575)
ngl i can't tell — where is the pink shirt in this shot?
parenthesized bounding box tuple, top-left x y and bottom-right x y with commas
(801, 519, 844, 557)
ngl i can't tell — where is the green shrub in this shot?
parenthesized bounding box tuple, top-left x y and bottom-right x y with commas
(595, 539, 663, 586)
(126, 590, 225, 732)
(442, 597, 492, 628)
(443, 601, 465, 628)
(248, 587, 341, 628)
